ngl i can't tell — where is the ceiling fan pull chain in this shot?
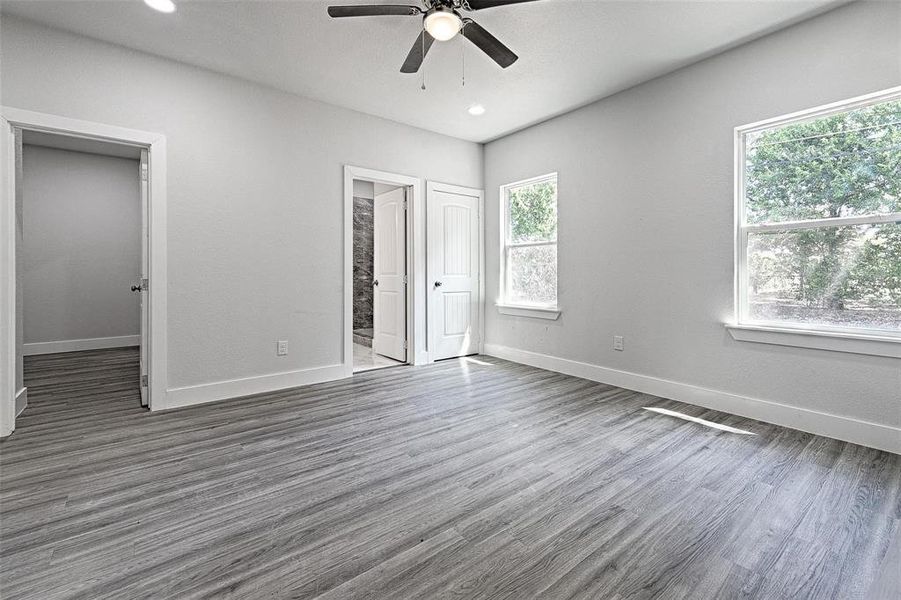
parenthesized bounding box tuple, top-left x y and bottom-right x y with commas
(421, 31, 427, 91)
(461, 26, 466, 87)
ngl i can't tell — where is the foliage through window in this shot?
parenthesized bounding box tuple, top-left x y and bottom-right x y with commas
(737, 93, 901, 334)
(501, 174, 558, 307)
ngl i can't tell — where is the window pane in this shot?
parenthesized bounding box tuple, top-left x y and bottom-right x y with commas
(745, 99, 901, 224)
(747, 222, 901, 331)
(508, 178, 557, 243)
(508, 244, 557, 306)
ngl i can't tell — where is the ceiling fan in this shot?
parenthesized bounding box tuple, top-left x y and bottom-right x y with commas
(327, 0, 537, 73)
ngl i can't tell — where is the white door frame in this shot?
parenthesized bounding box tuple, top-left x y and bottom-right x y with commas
(0, 107, 168, 436)
(426, 181, 485, 361)
(343, 166, 425, 375)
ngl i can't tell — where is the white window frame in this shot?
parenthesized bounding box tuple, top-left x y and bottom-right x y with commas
(727, 86, 901, 358)
(497, 173, 560, 320)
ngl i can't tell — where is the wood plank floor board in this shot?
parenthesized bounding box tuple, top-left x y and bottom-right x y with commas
(1, 348, 898, 599)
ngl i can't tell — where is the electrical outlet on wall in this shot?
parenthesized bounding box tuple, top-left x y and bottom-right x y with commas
(613, 335, 624, 351)
(277, 340, 288, 356)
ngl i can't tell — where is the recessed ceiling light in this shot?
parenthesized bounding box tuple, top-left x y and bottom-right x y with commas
(468, 104, 486, 116)
(144, 0, 176, 13)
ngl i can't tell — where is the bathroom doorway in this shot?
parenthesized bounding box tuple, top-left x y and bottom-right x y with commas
(352, 178, 409, 373)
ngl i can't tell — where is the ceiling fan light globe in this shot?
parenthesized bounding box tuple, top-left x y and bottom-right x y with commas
(424, 10, 463, 42)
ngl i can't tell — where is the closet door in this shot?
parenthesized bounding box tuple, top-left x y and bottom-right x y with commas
(427, 185, 481, 360)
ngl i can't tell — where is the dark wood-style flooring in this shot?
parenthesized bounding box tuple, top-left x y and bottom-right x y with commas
(1, 348, 899, 599)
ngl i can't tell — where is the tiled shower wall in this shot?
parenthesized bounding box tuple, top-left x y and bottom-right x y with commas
(353, 196, 374, 330)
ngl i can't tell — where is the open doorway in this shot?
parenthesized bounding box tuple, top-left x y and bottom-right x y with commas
(12, 130, 148, 420)
(352, 179, 409, 373)
(1, 108, 167, 437)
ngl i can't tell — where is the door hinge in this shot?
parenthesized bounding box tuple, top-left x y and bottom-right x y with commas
(403, 200, 408, 211)
(142, 278, 149, 291)
(141, 163, 148, 182)
(141, 375, 148, 387)
(403, 275, 408, 285)
(403, 340, 408, 349)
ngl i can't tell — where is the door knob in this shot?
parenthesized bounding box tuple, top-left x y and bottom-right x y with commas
(131, 285, 142, 292)
(434, 281, 443, 287)
(372, 280, 379, 286)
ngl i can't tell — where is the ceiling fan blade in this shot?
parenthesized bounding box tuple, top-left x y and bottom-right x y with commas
(462, 19, 518, 68)
(463, 0, 539, 10)
(400, 31, 435, 73)
(327, 5, 422, 18)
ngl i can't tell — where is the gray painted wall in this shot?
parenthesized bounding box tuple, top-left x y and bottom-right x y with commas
(483, 1, 901, 428)
(1, 15, 482, 389)
(22, 145, 141, 345)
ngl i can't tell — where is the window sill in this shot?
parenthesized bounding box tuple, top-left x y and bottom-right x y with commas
(726, 323, 901, 358)
(497, 304, 561, 320)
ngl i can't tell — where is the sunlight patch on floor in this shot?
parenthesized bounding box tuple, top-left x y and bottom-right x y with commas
(462, 357, 495, 366)
(643, 406, 756, 435)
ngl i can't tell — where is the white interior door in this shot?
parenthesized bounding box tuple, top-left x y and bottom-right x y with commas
(138, 149, 149, 406)
(428, 186, 481, 360)
(373, 186, 407, 361)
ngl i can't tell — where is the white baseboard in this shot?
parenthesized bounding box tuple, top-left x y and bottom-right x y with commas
(164, 363, 348, 411)
(15, 387, 27, 417)
(23, 335, 140, 355)
(483, 343, 900, 455)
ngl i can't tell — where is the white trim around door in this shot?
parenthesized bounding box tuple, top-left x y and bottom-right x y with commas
(0, 114, 12, 436)
(0, 107, 168, 436)
(426, 181, 485, 361)
(343, 166, 426, 375)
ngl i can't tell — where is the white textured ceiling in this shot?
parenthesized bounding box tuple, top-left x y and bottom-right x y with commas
(1, 0, 845, 142)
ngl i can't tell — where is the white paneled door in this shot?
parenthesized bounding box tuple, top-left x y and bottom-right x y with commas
(373, 187, 407, 362)
(428, 185, 481, 361)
